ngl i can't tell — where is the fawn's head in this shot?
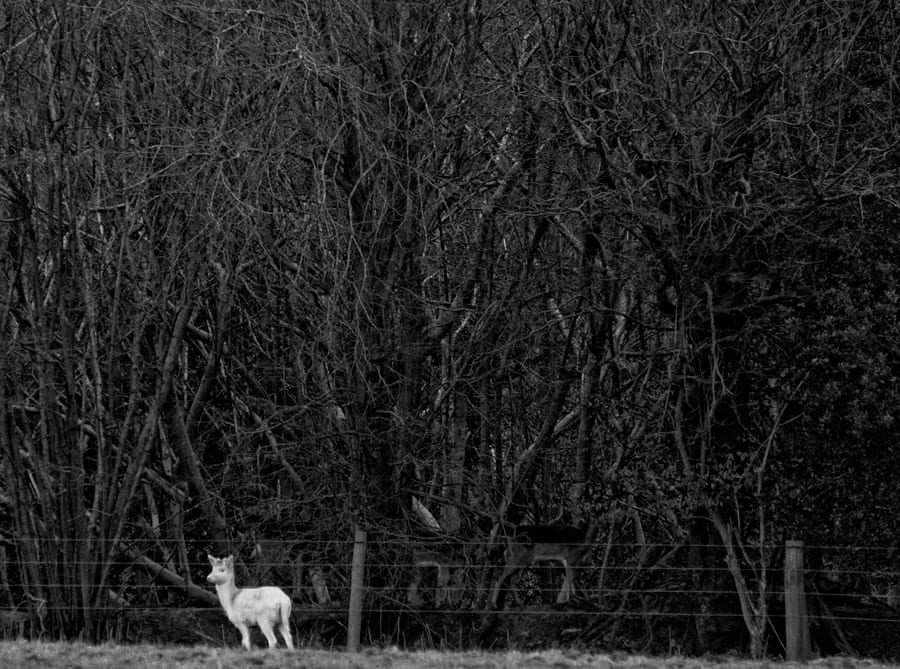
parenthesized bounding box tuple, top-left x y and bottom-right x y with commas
(206, 554, 235, 585)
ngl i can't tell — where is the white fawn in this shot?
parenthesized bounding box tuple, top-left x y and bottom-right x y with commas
(206, 554, 294, 650)
(490, 520, 598, 607)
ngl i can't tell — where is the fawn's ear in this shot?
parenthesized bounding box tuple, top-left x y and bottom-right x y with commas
(226, 555, 234, 566)
(207, 554, 216, 566)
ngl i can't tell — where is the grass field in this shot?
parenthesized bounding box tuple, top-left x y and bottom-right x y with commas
(0, 642, 893, 669)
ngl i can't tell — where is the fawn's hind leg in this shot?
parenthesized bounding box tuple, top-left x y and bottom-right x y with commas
(258, 619, 279, 648)
(280, 621, 294, 649)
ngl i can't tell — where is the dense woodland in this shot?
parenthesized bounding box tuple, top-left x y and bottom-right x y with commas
(1, 0, 900, 656)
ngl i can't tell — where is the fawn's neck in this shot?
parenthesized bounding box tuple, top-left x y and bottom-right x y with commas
(213, 576, 241, 612)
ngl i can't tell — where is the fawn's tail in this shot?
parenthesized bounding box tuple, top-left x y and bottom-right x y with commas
(280, 592, 292, 624)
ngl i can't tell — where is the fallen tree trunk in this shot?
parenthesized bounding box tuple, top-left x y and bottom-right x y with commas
(120, 547, 218, 607)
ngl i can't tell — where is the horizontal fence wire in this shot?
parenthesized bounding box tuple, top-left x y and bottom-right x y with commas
(6, 533, 900, 546)
(0, 537, 899, 628)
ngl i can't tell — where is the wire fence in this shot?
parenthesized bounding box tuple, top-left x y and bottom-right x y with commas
(1, 537, 899, 627)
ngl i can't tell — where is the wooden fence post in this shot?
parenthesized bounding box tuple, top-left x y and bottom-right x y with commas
(784, 539, 811, 661)
(347, 528, 367, 652)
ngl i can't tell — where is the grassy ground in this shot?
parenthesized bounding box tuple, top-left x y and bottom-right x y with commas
(0, 642, 893, 669)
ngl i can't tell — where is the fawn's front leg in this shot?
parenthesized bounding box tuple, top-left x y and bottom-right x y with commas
(236, 622, 252, 649)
